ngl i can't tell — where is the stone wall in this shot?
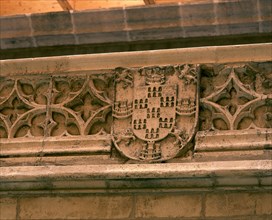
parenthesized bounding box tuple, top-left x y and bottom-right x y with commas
(1, 1, 271, 218)
(1, 192, 272, 219)
(0, 44, 271, 219)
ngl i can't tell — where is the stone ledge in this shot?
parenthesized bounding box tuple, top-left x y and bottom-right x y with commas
(0, 135, 111, 157)
(0, 160, 271, 193)
(1, 43, 271, 76)
(195, 129, 272, 152)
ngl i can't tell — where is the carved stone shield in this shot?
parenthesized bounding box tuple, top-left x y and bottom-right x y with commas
(112, 65, 199, 162)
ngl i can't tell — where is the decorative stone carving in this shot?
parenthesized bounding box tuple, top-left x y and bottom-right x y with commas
(1, 61, 271, 163)
(0, 75, 113, 139)
(200, 63, 272, 131)
(112, 65, 199, 162)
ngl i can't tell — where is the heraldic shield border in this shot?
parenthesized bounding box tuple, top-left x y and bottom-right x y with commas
(112, 64, 199, 162)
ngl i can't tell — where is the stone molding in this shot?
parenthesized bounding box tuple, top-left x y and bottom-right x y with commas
(0, 160, 271, 193)
(1, 43, 271, 75)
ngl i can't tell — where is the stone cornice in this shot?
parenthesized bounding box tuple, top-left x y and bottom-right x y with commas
(1, 43, 271, 76)
(0, 160, 271, 193)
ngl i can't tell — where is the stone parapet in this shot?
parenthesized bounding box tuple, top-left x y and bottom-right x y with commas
(0, 43, 271, 166)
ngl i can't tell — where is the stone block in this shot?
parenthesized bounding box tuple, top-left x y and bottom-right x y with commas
(262, 20, 272, 33)
(35, 34, 75, 46)
(184, 25, 217, 37)
(0, 15, 31, 38)
(0, 37, 34, 49)
(129, 27, 183, 41)
(260, 176, 272, 186)
(218, 22, 259, 35)
(205, 193, 255, 217)
(180, 3, 215, 26)
(216, 0, 258, 24)
(0, 197, 17, 220)
(72, 9, 125, 34)
(31, 11, 72, 36)
(19, 196, 133, 219)
(108, 177, 213, 189)
(256, 193, 272, 215)
(126, 5, 180, 30)
(135, 194, 202, 218)
(77, 32, 128, 44)
(259, 0, 272, 20)
(216, 177, 259, 186)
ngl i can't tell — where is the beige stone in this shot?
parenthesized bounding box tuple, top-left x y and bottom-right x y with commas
(19, 196, 133, 219)
(112, 64, 199, 162)
(135, 194, 202, 218)
(256, 193, 272, 215)
(1, 44, 271, 76)
(0, 197, 17, 220)
(205, 193, 256, 217)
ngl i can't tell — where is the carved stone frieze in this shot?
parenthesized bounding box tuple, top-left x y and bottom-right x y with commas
(0, 74, 113, 139)
(200, 62, 272, 131)
(0, 61, 271, 163)
(112, 65, 199, 162)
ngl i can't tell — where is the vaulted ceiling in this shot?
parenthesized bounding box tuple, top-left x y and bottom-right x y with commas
(1, 0, 190, 16)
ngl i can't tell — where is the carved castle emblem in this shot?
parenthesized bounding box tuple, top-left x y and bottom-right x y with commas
(112, 65, 199, 162)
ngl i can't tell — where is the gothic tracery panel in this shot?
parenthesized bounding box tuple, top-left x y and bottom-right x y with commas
(0, 74, 113, 139)
(0, 61, 271, 162)
(200, 62, 272, 131)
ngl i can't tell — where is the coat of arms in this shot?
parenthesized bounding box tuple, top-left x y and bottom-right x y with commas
(112, 65, 199, 162)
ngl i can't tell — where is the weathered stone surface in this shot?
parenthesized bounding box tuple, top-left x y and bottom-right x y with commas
(126, 4, 180, 30)
(259, 0, 272, 20)
(72, 9, 125, 34)
(1, 44, 271, 75)
(135, 194, 202, 218)
(200, 62, 272, 131)
(0, 44, 271, 164)
(112, 65, 198, 162)
(0, 160, 270, 192)
(205, 193, 256, 217)
(218, 22, 259, 35)
(216, 0, 258, 24)
(195, 130, 272, 156)
(0, 197, 17, 220)
(31, 11, 73, 36)
(127, 4, 183, 40)
(1, 37, 34, 49)
(72, 8, 128, 44)
(0, 74, 113, 138)
(1, 0, 271, 51)
(0, 15, 31, 39)
(262, 20, 272, 33)
(181, 3, 217, 37)
(256, 193, 272, 215)
(19, 196, 133, 219)
(35, 34, 75, 46)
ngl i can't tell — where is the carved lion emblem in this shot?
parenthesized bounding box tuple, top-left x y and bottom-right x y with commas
(112, 65, 199, 162)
